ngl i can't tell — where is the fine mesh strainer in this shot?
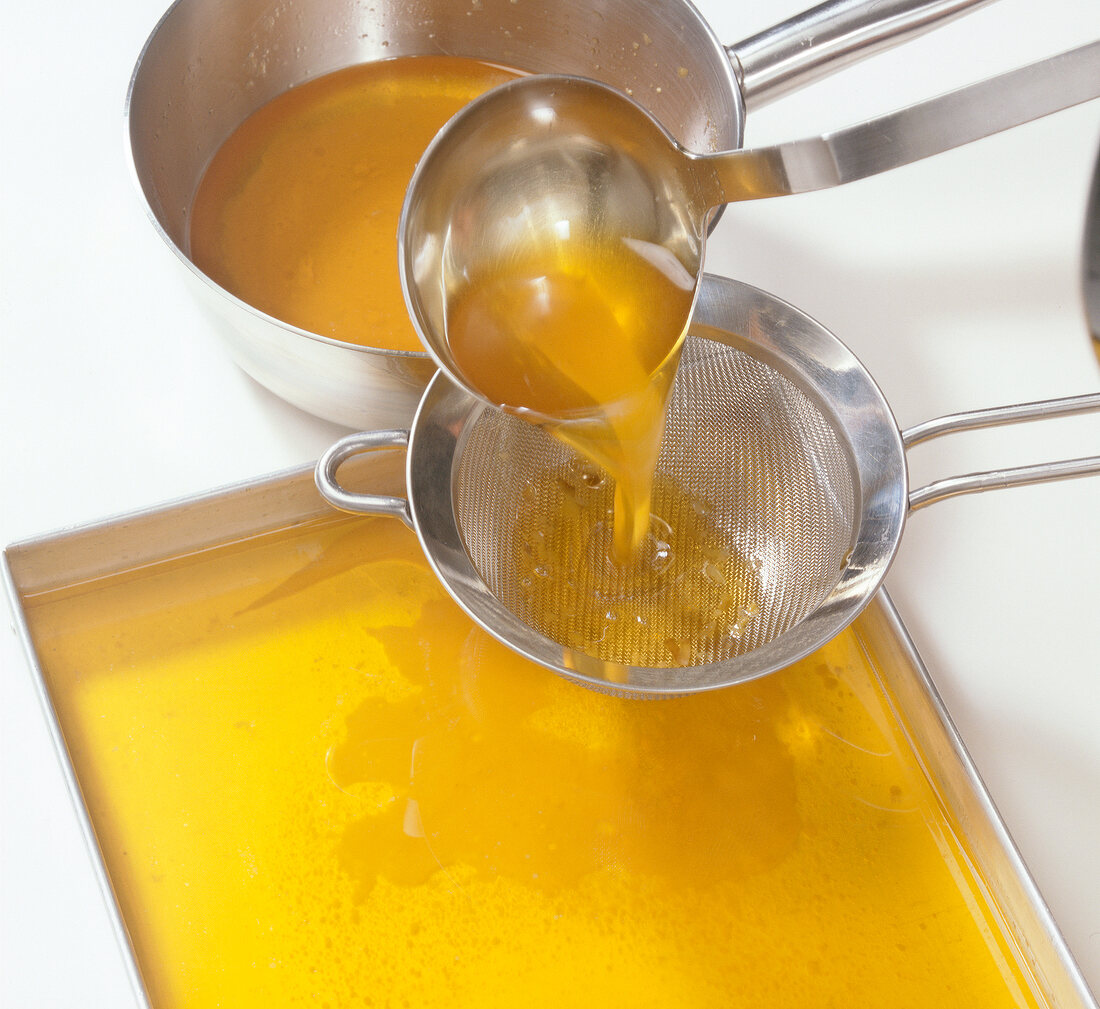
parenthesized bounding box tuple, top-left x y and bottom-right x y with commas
(317, 275, 1100, 697)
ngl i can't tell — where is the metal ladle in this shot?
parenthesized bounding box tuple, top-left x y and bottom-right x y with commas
(400, 41, 1100, 392)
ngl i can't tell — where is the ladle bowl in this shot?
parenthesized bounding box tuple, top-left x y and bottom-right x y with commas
(401, 41, 1100, 397)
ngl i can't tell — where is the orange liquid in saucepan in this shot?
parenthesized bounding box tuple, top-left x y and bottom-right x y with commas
(189, 56, 522, 352)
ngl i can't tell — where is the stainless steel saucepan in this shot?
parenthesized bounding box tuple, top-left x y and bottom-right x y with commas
(126, 0, 998, 429)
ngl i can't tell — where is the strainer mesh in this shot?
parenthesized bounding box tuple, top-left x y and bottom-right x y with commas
(454, 335, 857, 669)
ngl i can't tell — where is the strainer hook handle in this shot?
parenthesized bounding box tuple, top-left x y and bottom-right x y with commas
(315, 430, 413, 528)
(902, 392, 1100, 511)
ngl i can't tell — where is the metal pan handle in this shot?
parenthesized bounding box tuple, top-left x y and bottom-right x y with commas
(731, 0, 999, 110)
(315, 429, 413, 528)
(901, 392, 1100, 511)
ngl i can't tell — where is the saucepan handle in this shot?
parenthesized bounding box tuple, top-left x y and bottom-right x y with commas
(901, 393, 1100, 511)
(731, 0, 999, 110)
(315, 429, 414, 528)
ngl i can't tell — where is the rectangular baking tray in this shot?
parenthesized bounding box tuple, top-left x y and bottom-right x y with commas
(4, 458, 1096, 1009)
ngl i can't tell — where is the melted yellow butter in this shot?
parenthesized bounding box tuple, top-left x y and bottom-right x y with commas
(446, 231, 694, 559)
(189, 57, 522, 351)
(27, 516, 1046, 1008)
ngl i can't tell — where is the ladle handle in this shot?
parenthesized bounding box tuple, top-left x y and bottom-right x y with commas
(731, 0, 1000, 110)
(315, 429, 413, 528)
(901, 392, 1100, 511)
(698, 40, 1100, 204)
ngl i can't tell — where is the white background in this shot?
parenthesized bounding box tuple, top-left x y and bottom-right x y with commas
(2, 0, 1098, 1004)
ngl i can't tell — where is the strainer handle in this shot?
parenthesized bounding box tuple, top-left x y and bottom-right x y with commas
(315, 430, 413, 528)
(902, 392, 1100, 511)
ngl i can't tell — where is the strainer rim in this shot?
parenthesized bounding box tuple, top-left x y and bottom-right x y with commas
(406, 273, 907, 696)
